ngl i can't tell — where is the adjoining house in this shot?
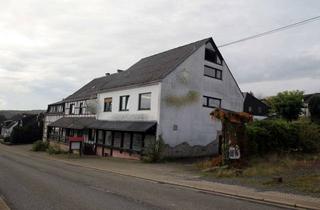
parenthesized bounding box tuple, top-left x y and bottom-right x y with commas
(44, 37, 244, 159)
(243, 92, 270, 120)
(302, 93, 320, 117)
(1, 113, 43, 141)
(1, 120, 19, 138)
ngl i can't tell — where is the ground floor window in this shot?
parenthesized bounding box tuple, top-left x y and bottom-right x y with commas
(105, 131, 112, 146)
(123, 133, 131, 149)
(97, 130, 104, 144)
(92, 130, 156, 155)
(113, 132, 122, 148)
(132, 133, 143, 151)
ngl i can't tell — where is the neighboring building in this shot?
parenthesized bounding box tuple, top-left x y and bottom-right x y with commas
(44, 37, 244, 159)
(302, 93, 320, 117)
(1, 120, 18, 138)
(243, 92, 270, 120)
(1, 113, 43, 140)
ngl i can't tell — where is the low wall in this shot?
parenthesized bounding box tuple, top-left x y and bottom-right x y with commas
(163, 140, 218, 158)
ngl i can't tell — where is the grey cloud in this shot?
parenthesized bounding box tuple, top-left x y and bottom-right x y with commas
(1, 0, 320, 109)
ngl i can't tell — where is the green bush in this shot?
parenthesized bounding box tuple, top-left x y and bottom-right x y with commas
(32, 140, 49, 151)
(292, 120, 320, 153)
(46, 144, 63, 155)
(142, 135, 165, 163)
(267, 90, 304, 121)
(246, 119, 320, 156)
(246, 119, 297, 155)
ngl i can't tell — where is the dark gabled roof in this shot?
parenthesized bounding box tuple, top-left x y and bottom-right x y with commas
(48, 117, 156, 132)
(48, 117, 97, 129)
(2, 120, 17, 129)
(62, 38, 211, 102)
(63, 77, 108, 102)
(48, 100, 65, 106)
(243, 92, 270, 107)
(303, 93, 320, 103)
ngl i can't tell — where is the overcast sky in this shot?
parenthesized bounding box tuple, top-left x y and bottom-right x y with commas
(0, 0, 319, 110)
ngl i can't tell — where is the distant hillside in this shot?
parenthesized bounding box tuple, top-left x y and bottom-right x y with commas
(0, 110, 45, 120)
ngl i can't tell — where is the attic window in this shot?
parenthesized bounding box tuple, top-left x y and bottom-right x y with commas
(205, 49, 222, 65)
(204, 65, 222, 80)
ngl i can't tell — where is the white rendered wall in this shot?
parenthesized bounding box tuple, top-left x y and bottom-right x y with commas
(158, 43, 244, 148)
(96, 83, 161, 122)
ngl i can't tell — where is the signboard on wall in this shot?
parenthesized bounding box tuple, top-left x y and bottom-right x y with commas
(68, 136, 83, 156)
(71, 141, 81, 150)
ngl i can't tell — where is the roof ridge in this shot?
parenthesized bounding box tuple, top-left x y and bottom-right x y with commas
(139, 37, 211, 61)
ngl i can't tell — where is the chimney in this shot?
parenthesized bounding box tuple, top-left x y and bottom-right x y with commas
(105, 73, 110, 76)
(117, 69, 124, 73)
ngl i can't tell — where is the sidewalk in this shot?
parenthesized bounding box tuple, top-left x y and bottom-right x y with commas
(1, 144, 320, 210)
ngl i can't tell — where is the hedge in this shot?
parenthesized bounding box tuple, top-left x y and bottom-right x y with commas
(246, 119, 320, 155)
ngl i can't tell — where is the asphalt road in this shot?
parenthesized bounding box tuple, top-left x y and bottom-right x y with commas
(0, 147, 290, 210)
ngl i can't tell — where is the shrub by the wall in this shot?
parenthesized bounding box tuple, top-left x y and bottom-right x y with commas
(32, 140, 49, 151)
(142, 135, 165, 163)
(47, 144, 63, 155)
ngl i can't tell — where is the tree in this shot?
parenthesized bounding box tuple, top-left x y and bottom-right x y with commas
(268, 90, 304, 121)
(309, 95, 320, 123)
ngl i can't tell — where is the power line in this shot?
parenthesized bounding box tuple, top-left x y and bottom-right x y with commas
(218, 15, 320, 48)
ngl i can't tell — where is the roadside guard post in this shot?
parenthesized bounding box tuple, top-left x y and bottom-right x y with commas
(68, 136, 84, 156)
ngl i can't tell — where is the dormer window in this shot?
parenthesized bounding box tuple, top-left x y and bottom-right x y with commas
(205, 49, 222, 65)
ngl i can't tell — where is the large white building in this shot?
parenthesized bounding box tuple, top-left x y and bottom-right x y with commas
(44, 37, 244, 159)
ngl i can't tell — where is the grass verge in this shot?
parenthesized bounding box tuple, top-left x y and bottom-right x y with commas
(196, 154, 320, 196)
